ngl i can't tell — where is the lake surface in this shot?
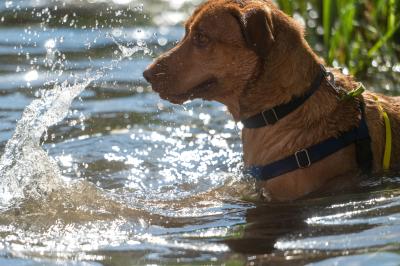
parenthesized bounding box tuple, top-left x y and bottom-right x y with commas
(0, 0, 400, 265)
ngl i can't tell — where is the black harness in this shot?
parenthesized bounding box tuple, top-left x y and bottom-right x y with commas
(242, 66, 373, 181)
(242, 69, 325, 128)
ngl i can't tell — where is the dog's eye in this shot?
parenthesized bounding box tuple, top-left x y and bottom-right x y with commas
(192, 32, 210, 47)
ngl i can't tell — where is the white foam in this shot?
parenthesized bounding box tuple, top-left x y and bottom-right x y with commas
(0, 79, 93, 209)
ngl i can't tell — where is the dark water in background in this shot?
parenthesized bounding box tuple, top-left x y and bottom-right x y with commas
(0, 0, 400, 265)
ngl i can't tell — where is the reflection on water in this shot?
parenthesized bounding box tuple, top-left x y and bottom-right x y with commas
(0, 0, 400, 265)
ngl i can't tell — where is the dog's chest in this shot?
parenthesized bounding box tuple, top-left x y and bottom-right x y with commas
(242, 126, 306, 166)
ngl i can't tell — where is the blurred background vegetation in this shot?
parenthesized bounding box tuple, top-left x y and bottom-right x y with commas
(276, 0, 399, 79)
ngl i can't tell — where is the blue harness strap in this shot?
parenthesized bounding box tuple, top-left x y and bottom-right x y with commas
(249, 104, 372, 181)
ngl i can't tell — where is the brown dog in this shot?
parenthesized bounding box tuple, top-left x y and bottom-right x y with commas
(143, 0, 400, 202)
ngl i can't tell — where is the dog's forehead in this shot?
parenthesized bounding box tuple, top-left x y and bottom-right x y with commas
(188, 6, 242, 38)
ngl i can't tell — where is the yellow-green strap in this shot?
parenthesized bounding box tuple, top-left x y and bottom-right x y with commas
(374, 96, 392, 171)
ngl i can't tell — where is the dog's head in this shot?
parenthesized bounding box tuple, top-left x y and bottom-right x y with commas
(143, 0, 305, 108)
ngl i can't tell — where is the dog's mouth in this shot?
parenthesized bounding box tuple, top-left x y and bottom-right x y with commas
(157, 77, 218, 104)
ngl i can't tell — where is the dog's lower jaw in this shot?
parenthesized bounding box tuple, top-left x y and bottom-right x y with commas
(214, 94, 242, 121)
(158, 92, 189, 104)
(154, 78, 220, 104)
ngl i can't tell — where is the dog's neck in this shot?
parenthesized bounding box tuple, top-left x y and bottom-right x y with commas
(218, 38, 361, 169)
(238, 41, 323, 120)
(236, 48, 360, 169)
(218, 39, 323, 121)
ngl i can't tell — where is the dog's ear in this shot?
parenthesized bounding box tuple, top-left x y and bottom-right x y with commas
(232, 7, 275, 58)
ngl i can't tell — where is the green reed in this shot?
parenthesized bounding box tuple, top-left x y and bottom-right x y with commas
(276, 0, 400, 75)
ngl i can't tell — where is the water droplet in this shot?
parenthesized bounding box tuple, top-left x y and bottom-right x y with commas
(45, 39, 56, 50)
(112, 146, 121, 152)
(113, 0, 131, 4)
(112, 28, 123, 37)
(157, 37, 168, 46)
(5, 1, 13, 9)
(136, 86, 144, 93)
(24, 70, 39, 82)
(62, 14, 68, 24)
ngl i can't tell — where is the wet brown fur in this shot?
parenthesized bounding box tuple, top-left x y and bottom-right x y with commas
(143, 0, 400, 202)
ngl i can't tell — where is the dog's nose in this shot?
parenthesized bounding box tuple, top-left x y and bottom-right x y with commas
(143, 68, 153, 83)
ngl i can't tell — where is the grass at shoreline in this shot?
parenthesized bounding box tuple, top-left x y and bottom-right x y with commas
(276, 0, 400, 76)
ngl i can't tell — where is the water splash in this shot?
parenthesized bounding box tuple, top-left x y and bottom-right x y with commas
(0, 28, 154, 210)
(0, 79, 93, 210)
(108, 33, 152, 58)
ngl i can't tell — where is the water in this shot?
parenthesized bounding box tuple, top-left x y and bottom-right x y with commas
(0, 0, 400, 265)
(0, 79, 91, 208)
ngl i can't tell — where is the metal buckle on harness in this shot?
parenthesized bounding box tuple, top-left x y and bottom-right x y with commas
(295, 149, 311, 168)
(320, 64, 347, 99)
(261, 108, 279, 125)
